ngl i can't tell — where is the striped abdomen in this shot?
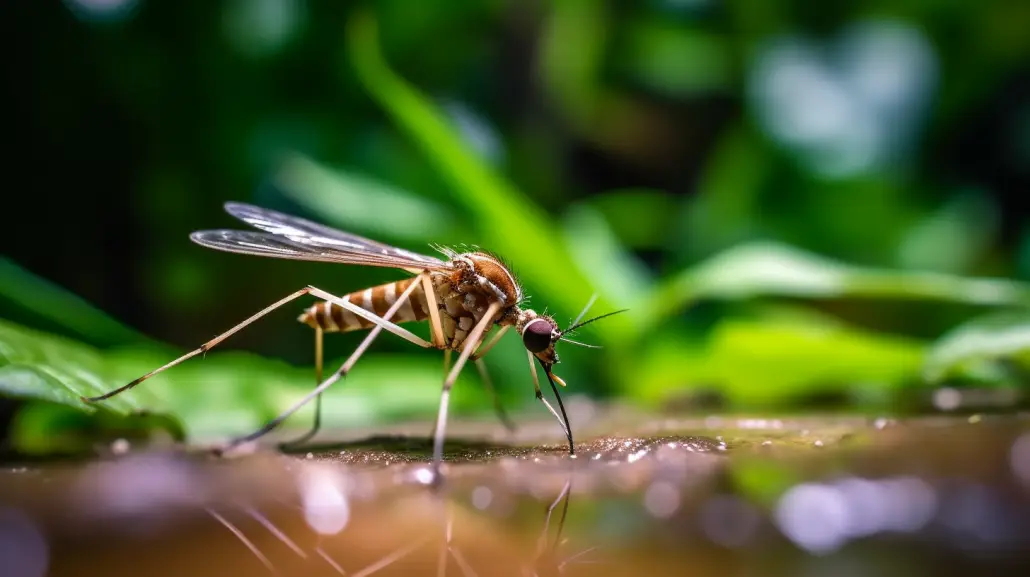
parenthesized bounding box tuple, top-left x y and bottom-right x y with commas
(298, 277, 432, 332)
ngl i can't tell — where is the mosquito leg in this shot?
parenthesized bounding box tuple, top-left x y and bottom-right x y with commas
(82, 287, 315, 402)
(350, 536, 431, 577)
(475, 358, 516, 433)
(442, 501, 476, 577)
(218, 277, 427, 453)
(541, 360, 575, 455)
(420, 273, 446, 348)
(436, 504, 451, 577)
(244, 506, 307, 559)
(470, 325, 515, 433)
(539, 478, 573, 554)
(471, 325, 515, 428)
(527, 350, 571, 442)
(430, 301, 503, 482)
(207, 508, 275, 573)
(278, 326, 324, 450)
(470, 325, 509, 362)
(422, 272, 463, 456)
(528, 477, 573, 575)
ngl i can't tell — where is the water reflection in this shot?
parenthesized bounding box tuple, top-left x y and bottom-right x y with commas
(298, 465, 350, 535)
(1, 417, 1030, 576)
(774, 475, 937, 554)
(0, 508, 49, 577)
(529, 478, 577, 576)
(201, 467, 587, 577)
(698, 495, 761, 548)
(1011, 431, 1030, 486)
(206, 508, 275, 573)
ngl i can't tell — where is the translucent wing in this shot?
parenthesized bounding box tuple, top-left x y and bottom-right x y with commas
(190, 230, 453, 271)
(224, 202, 397, 251)
(223, 202, 446, 265)
(189, 203, 452, 271)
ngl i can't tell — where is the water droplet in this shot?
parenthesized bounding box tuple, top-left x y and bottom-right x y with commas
(413, 468, 434, 485)
(701, 496, 761, 547)
(933, 387, 962, 411)
(643, 482, 681, 519)
(1010, 432, 1030, 485)
(471, 486, 493, 510)
(299, 467, 349, 535)
(110, 438, 130, 455)
(0, 508, 49, 577)
(775, 483, 849, 554)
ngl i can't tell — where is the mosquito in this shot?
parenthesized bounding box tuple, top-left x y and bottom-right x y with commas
(82, 202, 623, 480)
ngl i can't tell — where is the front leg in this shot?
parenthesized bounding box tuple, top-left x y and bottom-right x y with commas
(430, 301, 504, 484)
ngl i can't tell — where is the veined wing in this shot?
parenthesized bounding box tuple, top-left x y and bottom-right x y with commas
(206, 202, 449, 269)
(190, 229, 453, 271)
(225, 202, 414, 254)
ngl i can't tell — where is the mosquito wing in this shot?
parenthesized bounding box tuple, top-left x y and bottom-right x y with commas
(223, 202, 398, 250)
(206, 200, 451, 267)
(191, 205, 452, 271)
(190, 229, 453, 271)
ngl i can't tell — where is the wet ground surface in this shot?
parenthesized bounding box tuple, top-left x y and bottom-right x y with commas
(3, 410, 1030, 577)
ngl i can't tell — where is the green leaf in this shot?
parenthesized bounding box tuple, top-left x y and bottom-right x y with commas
(675, 123, 770, 261)
(562, 204, 653, 309)
(0, 318, 484, 452)
(0, 257, 147, 347)
(923, 311, 1030, 383)
(0, 319, 142, 414)
(634, 313, 926, 407)
(617, 19, 731, 96)
(274, 153, 459, 243)
(583, 188, 677, 249)
(731, 460, 802, 507)
(643, 241, 1030, 332)
(538, 0, 608, 130)
(346, 12, 631, 341)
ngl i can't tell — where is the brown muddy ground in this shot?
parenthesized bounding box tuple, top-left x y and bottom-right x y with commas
(2, 410, 1030, 577)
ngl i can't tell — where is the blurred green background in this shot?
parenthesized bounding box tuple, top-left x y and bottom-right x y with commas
(2, 0, 1030, 453)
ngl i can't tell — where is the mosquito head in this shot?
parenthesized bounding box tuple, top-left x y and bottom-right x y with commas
(519, 312, 561, 366)
(518, 305, 629, 368)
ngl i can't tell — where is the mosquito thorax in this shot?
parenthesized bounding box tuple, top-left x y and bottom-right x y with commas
(449, 251, 522, 306)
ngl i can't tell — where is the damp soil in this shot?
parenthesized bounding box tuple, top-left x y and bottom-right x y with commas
(2, 409, 1030, 577)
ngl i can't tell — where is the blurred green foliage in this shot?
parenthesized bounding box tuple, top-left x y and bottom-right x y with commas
(3, 0, 1030, 451)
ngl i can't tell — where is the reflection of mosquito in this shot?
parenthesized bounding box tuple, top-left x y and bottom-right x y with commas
(528, 478, 598, 577)
(209, 478, 592, 577)
(83, 202, 623, 478)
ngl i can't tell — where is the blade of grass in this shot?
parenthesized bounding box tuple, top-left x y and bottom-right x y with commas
(275, 153, 459, 242)
(923, 310, 1030, 383)
(0, 257, 148, 347)
(641, 241, 1030, 333)
(346, 12, 628, 342)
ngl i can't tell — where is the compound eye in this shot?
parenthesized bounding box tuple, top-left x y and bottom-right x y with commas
(522, 319, 553, 353)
